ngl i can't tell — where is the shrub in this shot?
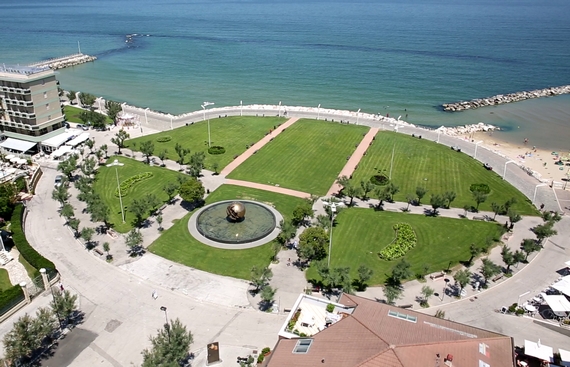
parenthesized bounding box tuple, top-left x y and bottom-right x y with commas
(156, 136, 171, 143)
(370, 174, 389, 186)
(507, 303, 518, 313)
(11, 204, 56, 276)
(261, 347, 271, 355)
(207, 146, 226, 155)
(115, 172, 153, 197)
(378, 223, 417, 261)
(326, 303, 335, 313)
(0, 285, 24, 317)
(469, 183, 490, 194)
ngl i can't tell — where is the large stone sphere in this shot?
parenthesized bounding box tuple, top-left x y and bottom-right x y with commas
(226, 201, 246, 221)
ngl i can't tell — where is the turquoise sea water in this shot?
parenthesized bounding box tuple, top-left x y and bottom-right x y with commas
(1, 0, 569, 149)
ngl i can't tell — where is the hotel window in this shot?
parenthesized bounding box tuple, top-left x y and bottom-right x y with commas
(46, 104, 50, 110)
(293, 339, 313, 354)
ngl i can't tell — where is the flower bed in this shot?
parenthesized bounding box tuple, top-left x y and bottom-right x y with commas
(207, 145, 226, 155)
(156, 136, 172, 143)
(115, 172, 154, 197)
(378, 223, 417, 261)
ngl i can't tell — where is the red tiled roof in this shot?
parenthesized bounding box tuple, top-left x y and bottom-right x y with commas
(266, 294, 515, 367)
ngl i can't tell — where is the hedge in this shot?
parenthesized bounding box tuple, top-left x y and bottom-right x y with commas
(469, 183, 490, 194)
(207, 146, 226, 155)
(0, 285, 24, 317)
(378, 223, 417, 261)
(11, 204, 56, 277)
(115, 172, 153, 197)
(156, 136, 172, 143)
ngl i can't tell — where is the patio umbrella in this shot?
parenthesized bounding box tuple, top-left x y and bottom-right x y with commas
(4, 154, 15, 160)
(524, 339, 553, 362)
(9, 157, 18, 163)
(16, 158, 27, 165)
(559, 349, 570, 367)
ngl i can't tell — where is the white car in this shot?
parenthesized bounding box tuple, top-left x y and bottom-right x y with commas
(54, 175, 63, 187)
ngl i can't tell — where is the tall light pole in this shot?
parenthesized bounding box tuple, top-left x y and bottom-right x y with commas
(144, 108, 149, 127)
(533, 183, 547, 204)
(502, 160, 515, 180)
(437, 131, 441, 143)
(106, 159, 125, 223)
(317, 104, 321, 120)
(240, 100, 243, 116)
(356, 108, 361, 125)
(160, 306, 170, 342)
(278, 101, 282, 117)
(517, 290, 530, 306)
(327, 203, 337, 268)
(160, 306, 169, 325)
(473, 140, 481, 158)
(202, 102, 215, 147)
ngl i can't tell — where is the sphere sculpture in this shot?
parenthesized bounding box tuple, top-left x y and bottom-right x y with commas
(226, 201, 246, 221)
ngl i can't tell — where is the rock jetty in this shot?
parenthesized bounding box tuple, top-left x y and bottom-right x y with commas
(434, 122, 499, 136)
(442, 85, 570, 111)
(28, 53, 97, 71)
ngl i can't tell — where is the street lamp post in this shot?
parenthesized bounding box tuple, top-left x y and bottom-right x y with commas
(474, 141, 483, 159)
(160, 306, 170, 342)
(240, 100, 243, 116)
(503, 160, 515, 180)
(327, 203, 337, 268)
(278, 101, 282, 117)
(202, 102, 215, 147)
(106, 159, 125, 223)
(533, 183, 547, 204)
(437, 131, 441, 143)
(144, 108, 149, 127)
(517, 290, 531, 306)
(356, 108, 361, 125)
(160, 306, 169, 325)
(317, 104, 321, 120)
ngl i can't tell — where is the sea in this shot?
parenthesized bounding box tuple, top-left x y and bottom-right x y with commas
(1, 0, 569, 150)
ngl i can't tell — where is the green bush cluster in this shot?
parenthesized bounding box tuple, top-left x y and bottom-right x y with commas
(370, 174, 389, 186)
(207, 145, 226, 155)
(0, 285, 24, 317)
(378, 223, 417, 261)
(11, 204, 56, 277)
(286, 308, 302, 331)
(115, 172, 154, 197)
(469, 183, 490, 194)
(156, 136, 172, 143)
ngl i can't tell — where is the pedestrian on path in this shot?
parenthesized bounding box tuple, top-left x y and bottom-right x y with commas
(152, 290, 158, 300)
(59, 281, 64, 291)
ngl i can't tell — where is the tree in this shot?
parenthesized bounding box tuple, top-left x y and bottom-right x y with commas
(374, 186, 391, 208)
(145, 193, 161, 213)
(356, 264, 373, 291)
(57, 154, 78, 180)
(188, 151, 206, 177)
(156, 214, 163, 231)
(140, 140, 155, 164)
(79, 110, 106, 129)
(130, 198, 150, 227)
(79, 92, 96, 108)
(405, 193, 415, 210)
(344, 183, 363, 206)
(443, 191, 456, 209)
(34, 307, 57, 339)
(501, 245, 515, 273)
(60, 202, 75, 221)
(491, 202, 502, 220)
(80, 227, 95, 248)
(415, 186, 427, 205)
(467, 243, 481, 265)
(532, 222, 557, 243)
(89, 199, 110, 228)
(111, 129, 130, 154)
(141, 318, 193, 367)
(479, 258, 501, 286)
(125, 228, 144, 256)
(383, 285, 403, 305)
(472, 190, 488, 211)
(0, 182, 18, 218)
(429, 194, 445, 215)
(276, 220, 296, 245)
(100, 144, 108, 158)
(85, 138, 95, 154)
(453, 269, 471, 295)
(212, 161, 219, 175)
(507, 208, 522, 228)
(250, 266, 273, 292)
(80, 156, 97, 178)
(50, 289, 78, 324)
(103, 242, 111, 258)
(51, 184, 70, 207)
(174, 143, 190, 169)
(163, 182, 179, 204)
(513, 250, 525, 267)
(179, 177, 205, 205)
(335, 175, 350, 190)
(158, 149, 168, 166)
(521, 238, 540, 261)
(315, 214, 331, 230)
(390, 258, 412, 285)
(542, 211, 562, 223)
(2, 314, 42, 364)
(68, 218, 81, 237)
(360, 180, 375, 200)
(298, 226, 328, 262)
(130, 141, 137, 158)
(420, 285, 434, 306)
(66, 90, 77, 104)
(503, 197, 517, 214)
(105, 100, 122, 121)
(331, 266, 353, 294)
(386, 182, 400, 202)
(260, 285, 277, 310)
(292, 202, 313, 226)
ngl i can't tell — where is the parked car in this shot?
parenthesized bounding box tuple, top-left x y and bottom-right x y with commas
(54, 175, 63, 187)
(483, 163, 493, 170)
(63, 122, 70, 128)
(76, 124, 89, 131)
(451, 145, 461, 152)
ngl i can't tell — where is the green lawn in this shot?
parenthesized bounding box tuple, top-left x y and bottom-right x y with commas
(0, 268, 12, 291)
(93, 157, 186, 233)
(350, 131, 537, 215)
(64, 105, 113, 124)
(306, 208, 505, 286)
(126, 116, 285, 171)
(228, 119, 369, 195)
(148, 184, 307, 280)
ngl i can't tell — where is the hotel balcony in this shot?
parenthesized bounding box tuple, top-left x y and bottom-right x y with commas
(7, 110, 36, 119)
(0, 86, 31, 95)
(4, 97, 33, 107)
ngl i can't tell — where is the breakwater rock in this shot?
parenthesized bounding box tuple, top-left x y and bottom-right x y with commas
(434, 122, 499, 136)
(442, 85, 570, 112)
(28, 53, 97, 70)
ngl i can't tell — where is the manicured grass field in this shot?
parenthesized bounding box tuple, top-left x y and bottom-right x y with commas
(306, 208, 505, 286)
(0, 268, 12, 291)
(64, 105, 113, 124)
(351, 131, 537, 215)
(93, 157, 185, 233)
(127, 116, 285, 171)
(148, 184, 308, 280)
(228, 119, 369, 195)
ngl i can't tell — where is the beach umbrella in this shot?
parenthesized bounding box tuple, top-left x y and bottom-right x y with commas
(4, 154, 15, 160)
(524, 339, 553, 362)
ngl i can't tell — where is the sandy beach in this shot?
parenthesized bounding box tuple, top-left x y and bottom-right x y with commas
(473, 131, 570, 184)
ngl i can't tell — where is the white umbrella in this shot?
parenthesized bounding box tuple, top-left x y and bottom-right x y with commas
(565, 260, 570, 267)
(4, 154, 15, 160)
(16, 158, 27, 165)
(524, 339, 553, 361)
(9, 157, 18, 163)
